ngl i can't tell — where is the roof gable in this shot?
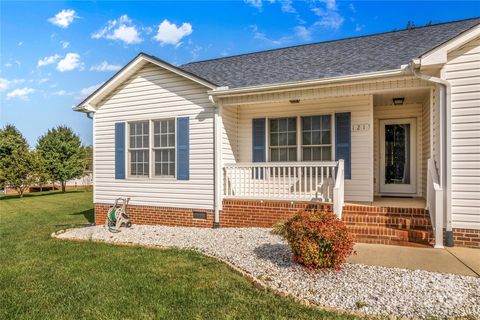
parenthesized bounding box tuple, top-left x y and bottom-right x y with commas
(74, 53, 216, 112)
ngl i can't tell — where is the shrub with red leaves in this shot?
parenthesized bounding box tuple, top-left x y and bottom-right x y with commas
(282, 210, 355, 270)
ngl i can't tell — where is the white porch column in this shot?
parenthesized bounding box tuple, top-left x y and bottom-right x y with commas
(213, 100, 223, 227)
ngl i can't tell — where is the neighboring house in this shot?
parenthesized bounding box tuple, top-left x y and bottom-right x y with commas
(75, 18, 480, 249)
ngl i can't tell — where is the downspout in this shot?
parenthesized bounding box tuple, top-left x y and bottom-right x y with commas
(210, 95, 222, 228)
(409, 62, 453, 247)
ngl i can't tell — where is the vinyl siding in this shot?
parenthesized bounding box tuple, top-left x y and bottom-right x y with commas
(421, 96, 431, 198)
(373, 103, 426, 197)
(230, 95, 374, 202)
(445, 36, 480, 229)
(222, 105, 239, 163)
(94, 63, 215, 210)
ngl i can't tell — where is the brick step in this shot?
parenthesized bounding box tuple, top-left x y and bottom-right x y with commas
(343, 211, 430, 220)
(347, 225, 433, 246)
(353, 237, 432, 248)
(342, 214, 432, 230)
(343, 207, 429, 217)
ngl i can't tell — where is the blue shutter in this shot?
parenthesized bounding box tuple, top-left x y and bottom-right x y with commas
(252, 118, 266, 179)
(335, 113, 351, 179)
(252, 118, 266, 162)
(176, 117, 190, 180)
(115, 122, 126, 179)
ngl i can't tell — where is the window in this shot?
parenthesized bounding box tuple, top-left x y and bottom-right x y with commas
(153, 119, 175, 176)
(302, 115, 332, 161)
(269, 117, 297, 162)
(129, 121, 149, 176)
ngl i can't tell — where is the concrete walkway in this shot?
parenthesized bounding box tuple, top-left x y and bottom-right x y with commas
(347, 243, 480, 277)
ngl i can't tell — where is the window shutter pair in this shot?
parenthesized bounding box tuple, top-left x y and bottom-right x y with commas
(114, 117, 190, 180)
(251, 113, 351, 179)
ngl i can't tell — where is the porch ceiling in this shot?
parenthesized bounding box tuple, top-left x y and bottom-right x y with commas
(373, 88, 430, 106)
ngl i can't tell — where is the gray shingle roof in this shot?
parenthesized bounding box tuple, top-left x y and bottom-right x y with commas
(178, 17, 480, 88)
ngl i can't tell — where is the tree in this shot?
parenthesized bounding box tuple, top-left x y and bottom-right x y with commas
(0, 125, 36, 197)
(31, 151, 50, 192)
(36, 126, 86, 193)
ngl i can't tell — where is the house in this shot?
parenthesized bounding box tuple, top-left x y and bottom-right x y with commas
(75, 17, 480, 249)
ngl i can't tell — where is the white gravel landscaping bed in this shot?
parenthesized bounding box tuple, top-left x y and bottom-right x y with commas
(56, 225, 480, 319)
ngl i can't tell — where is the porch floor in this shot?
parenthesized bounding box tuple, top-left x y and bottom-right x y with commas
(347, 196, 426, 209)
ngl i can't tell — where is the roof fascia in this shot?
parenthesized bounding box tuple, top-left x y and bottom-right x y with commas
(209, 68, 408, 97)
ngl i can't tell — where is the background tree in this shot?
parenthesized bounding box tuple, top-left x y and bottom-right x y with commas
(31, 151, 50, 192)
(0, 125, 36, 197)
(36, 126, 86, 193)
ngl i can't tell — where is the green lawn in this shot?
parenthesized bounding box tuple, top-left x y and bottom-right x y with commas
(0, 191, 357, 320)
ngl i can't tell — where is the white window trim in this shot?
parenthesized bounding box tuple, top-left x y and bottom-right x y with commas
(265, 113, 336, 163)
(268, 117, 298, 162)
(151, 118, 177, 179)
(127, 120, 150, 178)
(301, 114, 334, 162)
(126, 118, 178, 180)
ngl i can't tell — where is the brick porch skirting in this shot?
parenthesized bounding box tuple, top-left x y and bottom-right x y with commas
(452, 228, 480, 248)
(94, 200, 480, 248)
(94, 203, 213, 228)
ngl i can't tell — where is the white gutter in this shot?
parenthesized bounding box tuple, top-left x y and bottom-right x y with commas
(409, 62, 453, 247)
(209, 68, 407, 97)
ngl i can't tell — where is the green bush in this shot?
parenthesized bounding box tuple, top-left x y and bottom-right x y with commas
(282, 210, 355, 270)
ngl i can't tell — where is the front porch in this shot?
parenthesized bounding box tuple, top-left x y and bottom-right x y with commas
(216, 75, 444, 247)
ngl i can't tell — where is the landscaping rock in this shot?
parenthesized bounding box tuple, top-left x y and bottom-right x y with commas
(57, 225, 480, 319)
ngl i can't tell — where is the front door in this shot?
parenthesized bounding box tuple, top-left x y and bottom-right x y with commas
(380, 118, 416, 195)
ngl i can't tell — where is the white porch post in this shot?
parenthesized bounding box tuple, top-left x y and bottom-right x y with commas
(213, 100, 223, 227)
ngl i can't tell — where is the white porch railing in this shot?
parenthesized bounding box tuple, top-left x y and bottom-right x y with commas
(223, 160, 345, 218)
(426, 158, 444, 248)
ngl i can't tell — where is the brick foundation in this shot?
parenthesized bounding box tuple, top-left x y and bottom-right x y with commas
(95, 203, 214, 228)
(452, 228, 480, 248)
(220, 199, 332, 227)
(95, 200, 480, 248)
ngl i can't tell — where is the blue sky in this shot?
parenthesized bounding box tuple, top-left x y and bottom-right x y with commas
(1, 1, 478, 146)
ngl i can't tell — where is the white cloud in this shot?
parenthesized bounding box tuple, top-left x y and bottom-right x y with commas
(4, 63, 13, 68)
(38, 54, 61, 67)
(52, 90, 73, 96)
(293, 25, 312, 41)
(90, 61, 122, 72)
(312, 0, 344, 30)
(244, 0, 263, 8)
(154, 19, 193, 46)
(75, 83, 102, 100)
(0, 78, 8, 91)
(349, 3, 356, 12)
(0, 78, 25, 91)
(38, 78, 49, 84)
(48, 9, 77, 28)
(245, 0, 294, 12)
(61, 41, 70, 49)
(92, 15, 142, 45)
(56, 53, 82, 72)
(6, 87, 35, 100)
(355, 24, 364, 32)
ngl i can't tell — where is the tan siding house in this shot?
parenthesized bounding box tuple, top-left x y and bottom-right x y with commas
(76, 18, 480, 248)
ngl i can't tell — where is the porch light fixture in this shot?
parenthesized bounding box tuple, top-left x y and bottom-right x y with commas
(392, 97, 405, 105)
(289, 99, 300, 104)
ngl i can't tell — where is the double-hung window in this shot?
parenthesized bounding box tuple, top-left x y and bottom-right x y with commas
(127, 119, 176, 178)
(128, 121, 149, 177)
(302, 115, 332, 161)
(269, 117, 297, 162)
(153, 119, 175, 177)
